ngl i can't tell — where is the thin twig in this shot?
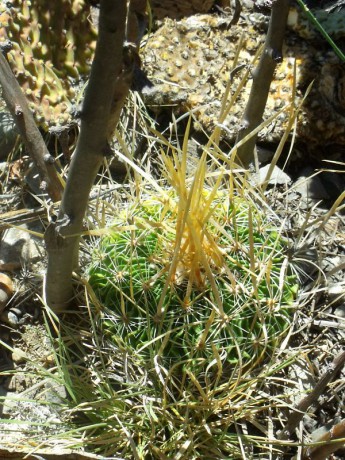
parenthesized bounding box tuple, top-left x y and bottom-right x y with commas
(279, 350, 345, 440)
(0, 50, 63, 202)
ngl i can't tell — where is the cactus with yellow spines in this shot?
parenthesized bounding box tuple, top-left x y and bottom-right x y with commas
(88, 138, 298, 385)
(0, 0, 97, 129)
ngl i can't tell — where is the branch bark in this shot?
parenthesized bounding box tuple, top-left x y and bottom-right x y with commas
(44, 0, 146, 311)
(0, 50, 63, 202)
(279, 350, 345, 441)
(235, 0, 290, 168)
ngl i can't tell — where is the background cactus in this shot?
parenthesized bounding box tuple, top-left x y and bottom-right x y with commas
(0, 0, 97, 129)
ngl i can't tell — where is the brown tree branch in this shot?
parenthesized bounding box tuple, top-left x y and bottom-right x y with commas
(44, 0, 146, 311)
(235, 0, 290, 168)
(279, 350, 345, 440)
(0, 50, 63, 202)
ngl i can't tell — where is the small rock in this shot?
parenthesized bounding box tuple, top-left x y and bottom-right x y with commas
(328, 283, 345, 298)
(44, 379, 67, 405)
(321, 255, 344, 278)
(0, 112, 19, 161)
(0, 273, 14, 313)
(0, 310, 19, 327)
(256, 164, 291, 186)
(303, 414, 318, 434)
(256, 145, 275, 163)
(9, 307, 23, 317)
(288, 358, 316, 406)
(11, 347, 27, 364)
(0, 162, 7, 174)
(334, 304, 345, 319)
(320, 171, 345, 201)
(294, 167, 330, 202)
(0, 225, 44, 272)
(0, 289, 9, 308)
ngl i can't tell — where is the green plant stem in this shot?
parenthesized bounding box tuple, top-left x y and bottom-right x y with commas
(295, 0, 345, 62)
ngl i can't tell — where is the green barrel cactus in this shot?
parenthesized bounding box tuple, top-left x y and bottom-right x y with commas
(88, 153, 297, 382)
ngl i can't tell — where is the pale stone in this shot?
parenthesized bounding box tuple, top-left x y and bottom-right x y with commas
(0, 225, 44, 272)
